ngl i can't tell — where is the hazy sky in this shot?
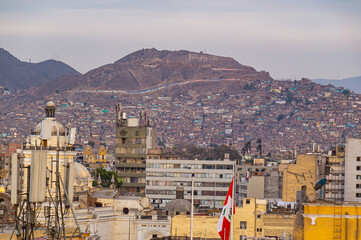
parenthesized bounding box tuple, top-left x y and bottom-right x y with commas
(0, 0, 360, 80)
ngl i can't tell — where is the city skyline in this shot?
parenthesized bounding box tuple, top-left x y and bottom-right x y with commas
(0, 0, 360, 80)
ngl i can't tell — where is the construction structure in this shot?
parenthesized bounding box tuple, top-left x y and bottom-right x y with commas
(325, 146, 345, 201)
(115, 103, 156, 196)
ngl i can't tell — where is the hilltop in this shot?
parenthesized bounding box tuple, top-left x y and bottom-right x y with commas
(42, 48, 272, 94)
(0, 48, 80, 89)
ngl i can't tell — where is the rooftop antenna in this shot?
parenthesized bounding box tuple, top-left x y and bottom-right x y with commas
(11, 119, 84, 239)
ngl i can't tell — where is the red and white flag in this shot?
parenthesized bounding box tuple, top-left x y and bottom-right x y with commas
(217, 176, 235, 240)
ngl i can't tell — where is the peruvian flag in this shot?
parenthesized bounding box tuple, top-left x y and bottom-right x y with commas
(217, 177, 235, 240)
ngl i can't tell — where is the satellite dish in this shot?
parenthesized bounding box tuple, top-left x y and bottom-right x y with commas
(314, 178, 326, 190)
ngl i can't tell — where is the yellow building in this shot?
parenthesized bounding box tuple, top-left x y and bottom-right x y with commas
(83, 145, 95, 163)
(171, 198, 297, 239)
(303, 201, 361, 240)
(98, 145, 107, 162)
(283, 154, 324, 202)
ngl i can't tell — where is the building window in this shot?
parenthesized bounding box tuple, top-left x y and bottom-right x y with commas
(357, 166, 361, 171)
(152, 234, 158, 239)
(357, 157, 361, 162)
(136, 138, 142, 144)
(245, 199, 250, 204)
(257, 228, 262, 232)
(357, 184, 361, 189)
(121, 138, 126, 144)
(356, 193, 361, 198)
(240, 221, 247, 229)
(356, 175, 361, 180)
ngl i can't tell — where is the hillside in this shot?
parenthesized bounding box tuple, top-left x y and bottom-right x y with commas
(44, 48, 272, 93)
(313, 76, 361, 94)
(1, 49, 360, 158)
(0, 48, 80, 89)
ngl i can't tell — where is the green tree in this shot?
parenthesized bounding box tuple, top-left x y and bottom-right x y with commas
(92, 168, 123, 188)
(277, 114, 285, 122)
(88, 141, 95, 148)
(256, 139, 262, 157)
(207, 144, 241, 161)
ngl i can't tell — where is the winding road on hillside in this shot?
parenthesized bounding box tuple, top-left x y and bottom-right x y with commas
(68, 78, 242, 94)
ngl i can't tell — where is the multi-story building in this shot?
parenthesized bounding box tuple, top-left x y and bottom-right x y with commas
(325, 146, 345, 201)
(115, 104, 156, 196)
(237, 163, 282, 200)
(282, 154, 325, 202)
(145, 158, 234, 209)
(344, 137, 361, 202)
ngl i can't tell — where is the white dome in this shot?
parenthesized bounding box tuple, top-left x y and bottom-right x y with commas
(74, 162, 91, 179)
(32, 120, 65, 135)
(46, 101, 55, 107)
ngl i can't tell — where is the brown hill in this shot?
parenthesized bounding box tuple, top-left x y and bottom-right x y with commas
(0, 48, 80, 89)
(45, 48, 272, 93)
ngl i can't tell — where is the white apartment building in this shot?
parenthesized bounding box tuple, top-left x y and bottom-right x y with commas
(145, 159, 234, 209)
(344, 137, 361, 202)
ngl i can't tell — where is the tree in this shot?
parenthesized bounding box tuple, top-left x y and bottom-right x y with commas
(277, 114, 285, 122)
(256, 139, 262, 158)
(243, 141, 251, 159)
(207, 145, 241, 161)
(88, 141, 95, 148)
(92, 168, 123, 188)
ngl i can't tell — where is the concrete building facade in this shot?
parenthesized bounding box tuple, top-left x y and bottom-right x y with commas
(145, 158, 234, 209)
(237, 165, 282, 200)
(115, 104, 156, 196)
(344, 137, 361, 202)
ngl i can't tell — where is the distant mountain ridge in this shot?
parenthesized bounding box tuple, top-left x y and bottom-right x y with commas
(41, 48, 272, 94)
(313, 76, 361, 94)
(0, 48, 80, 89)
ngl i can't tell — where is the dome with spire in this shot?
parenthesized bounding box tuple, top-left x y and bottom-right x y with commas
(164, 185, 191, 215)
(32, 102, 65, 135)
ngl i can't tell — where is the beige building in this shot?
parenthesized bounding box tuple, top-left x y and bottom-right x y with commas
(282, 154, 325, 202)
(171, 198, 297, 239)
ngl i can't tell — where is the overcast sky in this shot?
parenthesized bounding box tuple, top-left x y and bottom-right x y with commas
(0, 0, 360, 80)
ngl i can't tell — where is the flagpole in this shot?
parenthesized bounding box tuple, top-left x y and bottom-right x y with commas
(191, 173, 194, 240)
(230, 161, 235, 240)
